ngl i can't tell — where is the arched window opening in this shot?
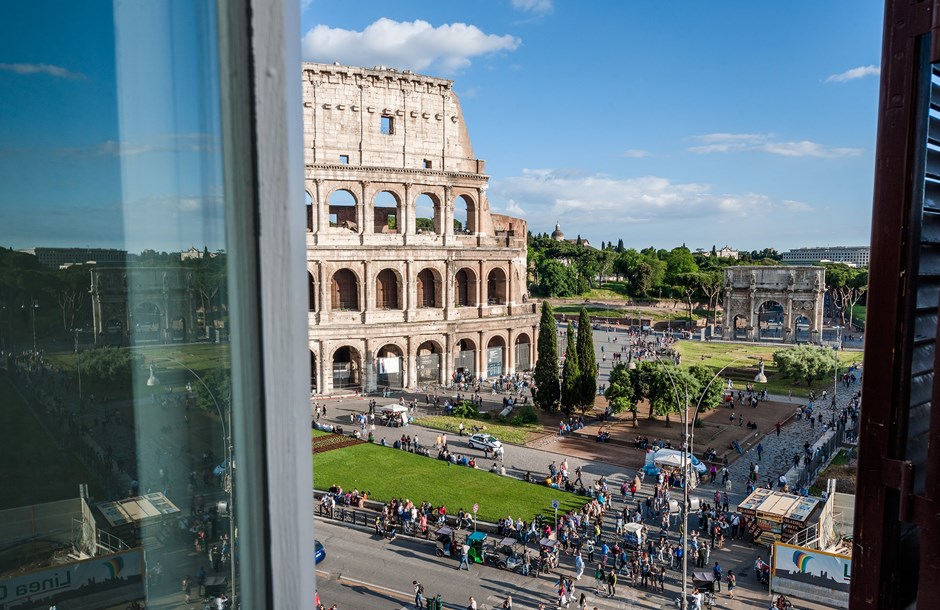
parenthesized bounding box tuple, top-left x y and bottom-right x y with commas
(375, 269, 401, 310)
(373, 190, 400, 234)
(416, 269, 441, 308)
(331, 269, 359, 311)
(455, 268, 476, 307)
(487, 267, 507, 305)
(328, 189, 357, 231)
(415, 193, 441, 235)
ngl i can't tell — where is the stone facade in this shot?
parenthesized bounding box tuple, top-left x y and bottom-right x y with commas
(721, 266, 825, 343)
(303, 63, 539, 394)
(90, 268, 196, 346)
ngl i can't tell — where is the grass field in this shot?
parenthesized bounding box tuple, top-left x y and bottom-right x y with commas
(312, 437, 584, 522)
(675, 342, 862, 398)
(48, 343, 231, 377)
(414, 416, 541, 445)
(0, 372, 104, 509)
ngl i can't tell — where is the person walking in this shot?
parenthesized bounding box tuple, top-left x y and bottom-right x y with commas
(606, 568, 617, 598)
(727, 570, 736, 599)
(757, 442, 764, 461)
(575, 550, 584, 580)
(458, 544, 471, 571)
(413, 581, 424, 609)
(468, 596, 477, 610)
(712, 561, 723, 592)
(594, 564, 605, 594)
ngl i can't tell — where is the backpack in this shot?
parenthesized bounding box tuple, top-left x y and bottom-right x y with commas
(417, 584, 424, 595)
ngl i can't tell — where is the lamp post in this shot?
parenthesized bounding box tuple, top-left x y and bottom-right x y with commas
(147, 357, 235, 605)
(651, 353, 749, 608)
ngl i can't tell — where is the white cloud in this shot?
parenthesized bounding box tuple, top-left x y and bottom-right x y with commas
(500, 199, 526, 216)
(511, 0, 553, 15)
(826, 65, 880, 83)
(688, 133, 862, 158)
(621, 149, 650, 158)
(491, 168, 807, 220)
(0, 62, 84, 79)
(302, 18, 520, 73)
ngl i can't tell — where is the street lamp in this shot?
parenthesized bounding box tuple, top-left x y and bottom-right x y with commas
(651, 352, 749, 608)
(147, 357, 235, 605)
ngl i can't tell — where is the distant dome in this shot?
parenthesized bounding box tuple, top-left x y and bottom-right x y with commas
(551, 223, 565, 241)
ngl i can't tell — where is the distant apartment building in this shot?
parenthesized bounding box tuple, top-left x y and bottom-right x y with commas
(780, 246, 870, 267)
(18, 247, 130, 268)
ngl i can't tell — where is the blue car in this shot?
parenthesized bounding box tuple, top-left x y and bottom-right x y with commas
(315, 539, 326, 564)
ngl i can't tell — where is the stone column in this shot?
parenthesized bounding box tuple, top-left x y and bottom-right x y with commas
(363, 339, 376, 393)
(784, 297, 794, 344)
(444, 259, 453, 320)
(478, 330, 486, 379)
(443, 333, 453, 386)
(359, 181, 369, 236)
(315, 179, 327, 235)
(405, 259, 415, 321)
(406, 335, 417, 390)
(362, 261, 373, 323)
(359, 180, 375, 235)
(402, 184, 412, 237)
(443, 186, 454, 238)
(507, 331, 516, 375)
(320, 342, 331, 395)
(478, 261, 486, 313)
(318, 261, 330, 323)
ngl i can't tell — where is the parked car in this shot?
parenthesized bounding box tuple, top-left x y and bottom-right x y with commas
(468, 433, 502, 451)
(315, 539, 326, 564)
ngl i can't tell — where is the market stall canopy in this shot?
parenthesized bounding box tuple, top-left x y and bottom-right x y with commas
(381, 404, 409, 414)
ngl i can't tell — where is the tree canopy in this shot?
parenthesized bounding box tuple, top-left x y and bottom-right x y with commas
(576, 309, 598, 409)
(533, 302, 560, 411)
(773, 345, 837, 387)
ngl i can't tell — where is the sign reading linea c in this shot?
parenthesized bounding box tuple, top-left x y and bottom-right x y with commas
(0, 548, 144, 606)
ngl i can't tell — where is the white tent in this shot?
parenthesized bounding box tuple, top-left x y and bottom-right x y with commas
(380, 404, 408, 414)
(653, 453, 686, 468)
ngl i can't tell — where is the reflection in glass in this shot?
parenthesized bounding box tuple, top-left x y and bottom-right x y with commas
(0, 2, 237, 608)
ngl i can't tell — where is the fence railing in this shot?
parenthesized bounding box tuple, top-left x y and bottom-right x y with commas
(793, 422, 852, 490)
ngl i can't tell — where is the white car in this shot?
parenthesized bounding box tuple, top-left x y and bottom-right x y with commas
(467, 433, 502, 451)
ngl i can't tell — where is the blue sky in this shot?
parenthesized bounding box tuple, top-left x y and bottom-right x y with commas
(302, 0, 884, 251)
(0, 1, 883, 253)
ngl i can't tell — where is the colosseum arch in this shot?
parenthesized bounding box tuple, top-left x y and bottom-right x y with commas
(486, 267, 508, 305)
(454, 193, 476, 234)
(375, 342, 405, 388)
(416, 267, 443, 308)
(331, 268, 361, 311)
(455, 267, 478, 307)
(309, 350, 318, 394)
(514, 332, 533, 371)
(416, 339, 444, 384)
(328, 188, 358, 232)
(415, 192, 442, 235)
(375, 268, 403, 310)
(485, 334, 508, 377)
(373, 190, 401, 234)
(454, 337, 477, 380)
(331, 345, 362, 390)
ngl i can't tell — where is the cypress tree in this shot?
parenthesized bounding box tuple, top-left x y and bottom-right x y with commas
(576, 308, 598, 409)
(533, 302, 560, 411)
(561, 323, 580, 414)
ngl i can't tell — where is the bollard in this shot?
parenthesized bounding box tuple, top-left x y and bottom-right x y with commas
(434, 593, 443, 610)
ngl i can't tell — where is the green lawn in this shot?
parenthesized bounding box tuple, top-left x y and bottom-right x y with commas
(675, 342, 862, 398)
(414, 416, 541, 445)
(48, 343, 230, 377)
(0, 372, 104, 509)
(313, 439, 584, 522)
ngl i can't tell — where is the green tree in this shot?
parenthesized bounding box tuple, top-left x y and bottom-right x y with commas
(561, 323, 580, 414)
(576, 309, 597, 409)
(642, 361, 700, 426)
(533, 302, 560, 411)
(665, 246, 699, 287)
(536, 258, 577, 296)
(773, 345, 837, 387)
(689, 364, 726, 417)
(81, 347, 139, 394)
(604, 362, 637, 424)
(194, 368, 232, 415)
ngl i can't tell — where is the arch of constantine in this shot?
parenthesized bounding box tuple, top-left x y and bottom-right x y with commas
(721, 266, 826, 344)
(303, 63, 539, 394)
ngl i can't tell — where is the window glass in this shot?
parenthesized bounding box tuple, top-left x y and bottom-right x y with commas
(0, 3, 239, 608)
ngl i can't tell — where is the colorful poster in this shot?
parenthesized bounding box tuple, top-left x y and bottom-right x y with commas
(0, 548, 144, 608)
(773, 542, 851, 592)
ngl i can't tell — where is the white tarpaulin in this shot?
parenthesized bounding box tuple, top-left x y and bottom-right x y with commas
(378, 357, 400, 374)
(381, 404, 408, 414)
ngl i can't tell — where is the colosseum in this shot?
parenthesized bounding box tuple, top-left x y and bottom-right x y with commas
(303, 63, 540, 395)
